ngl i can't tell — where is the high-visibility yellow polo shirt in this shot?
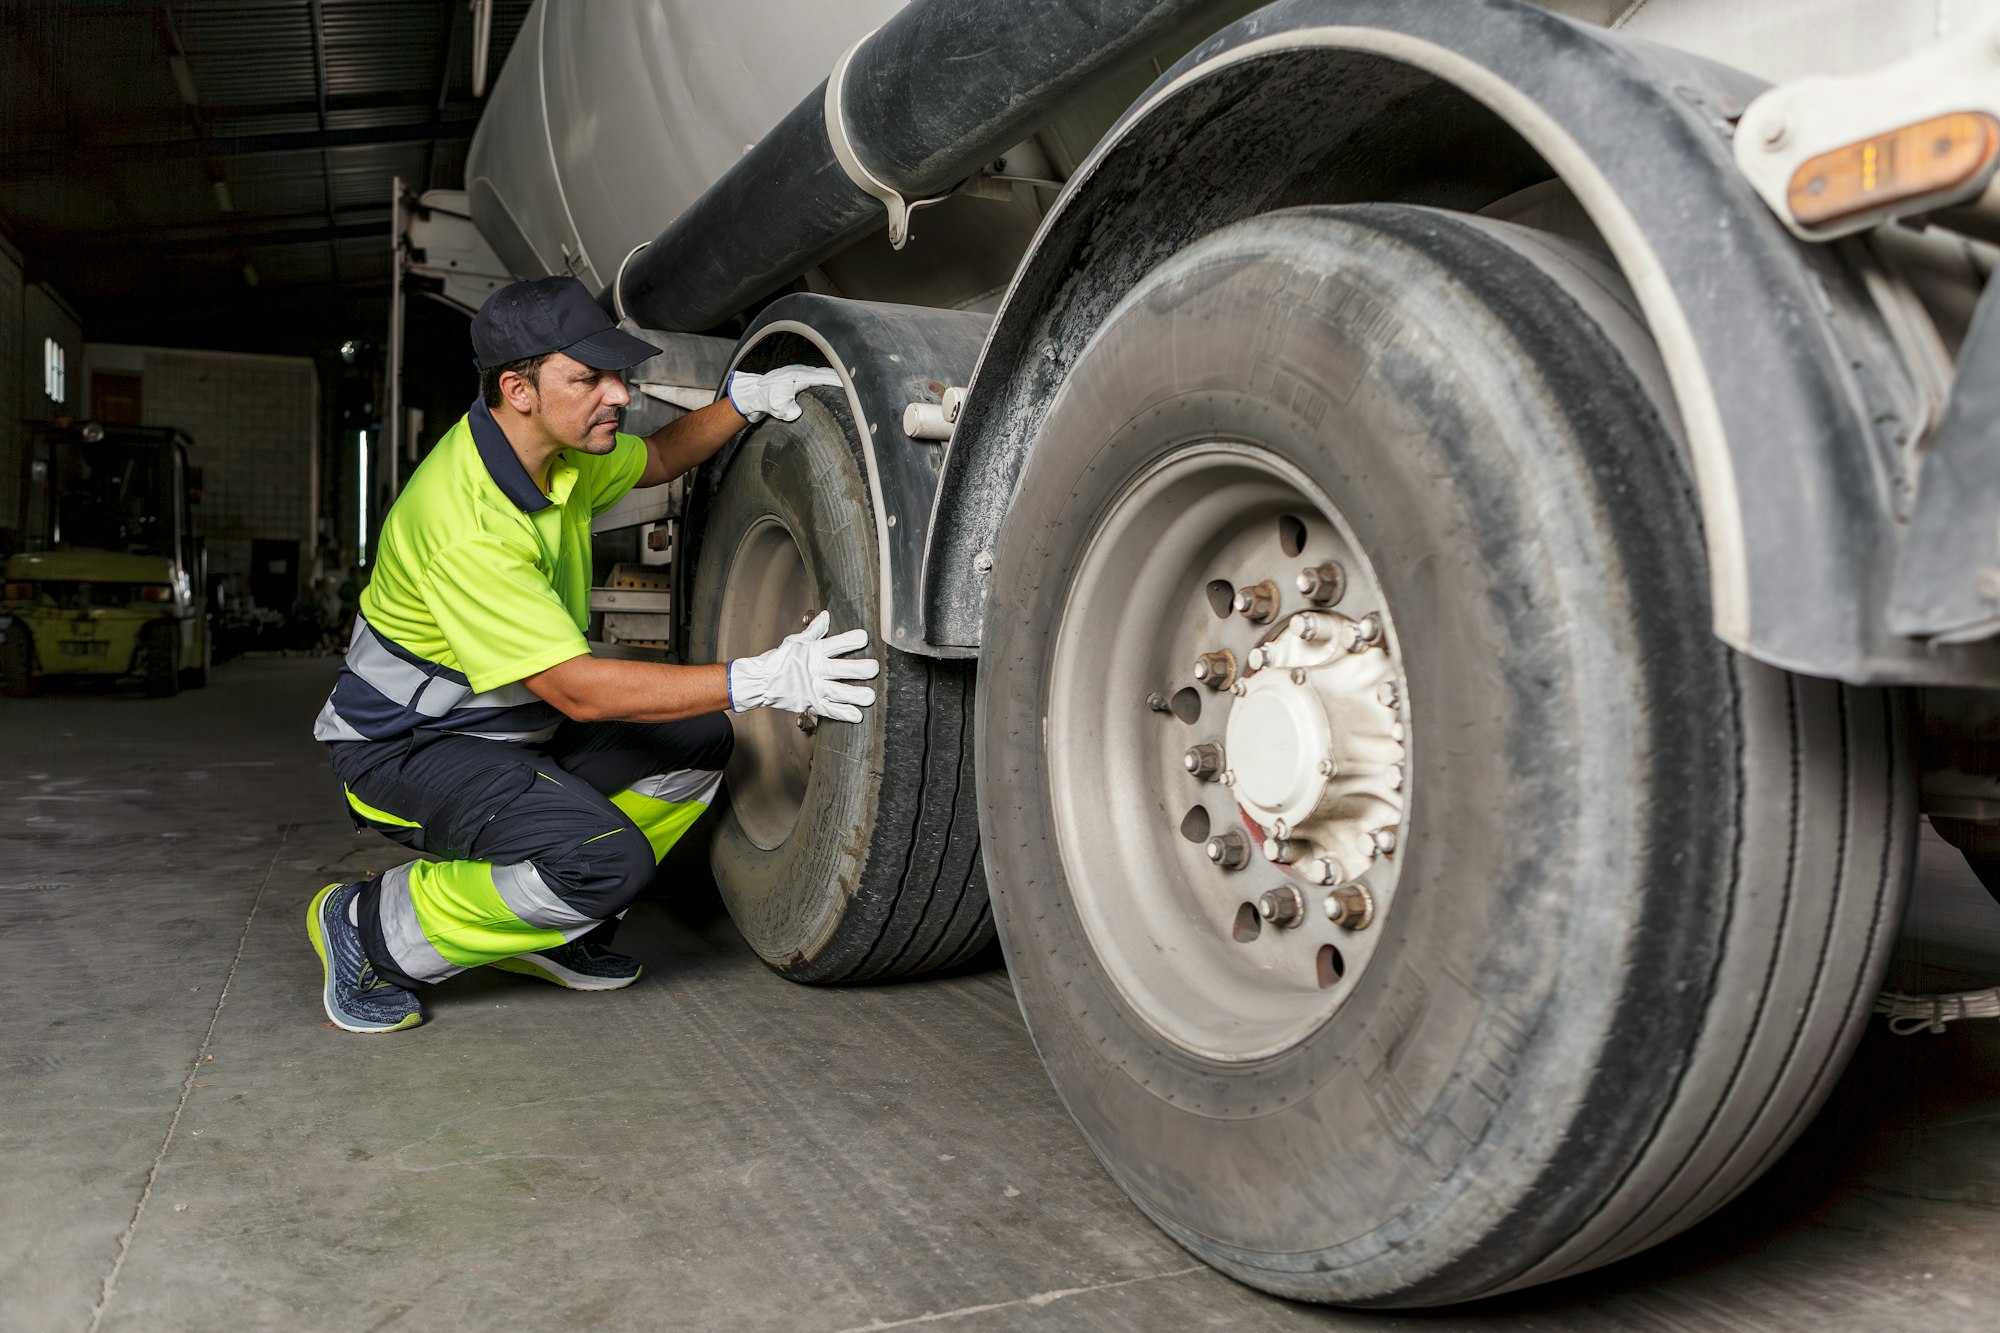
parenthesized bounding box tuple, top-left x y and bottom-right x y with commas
(312, 397, 646, 746)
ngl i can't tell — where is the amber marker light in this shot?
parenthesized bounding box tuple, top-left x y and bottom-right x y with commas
(1789, 111, 2000, 227)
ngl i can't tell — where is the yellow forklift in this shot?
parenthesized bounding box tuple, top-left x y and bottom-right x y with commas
(1, 420, 209, 697)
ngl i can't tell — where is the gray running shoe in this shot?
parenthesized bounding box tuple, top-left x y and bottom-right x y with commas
(307, 882, 424, 1033)
(490, 938, 643, 992)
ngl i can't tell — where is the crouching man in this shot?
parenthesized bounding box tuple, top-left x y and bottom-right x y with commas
(308, 275, 873, 1033)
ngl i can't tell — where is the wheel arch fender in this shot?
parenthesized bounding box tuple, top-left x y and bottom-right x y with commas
(715, 293, 989, 659)
(926, 0, 1978, 683)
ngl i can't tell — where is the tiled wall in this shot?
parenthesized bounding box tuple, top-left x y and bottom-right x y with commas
(84, 345, 319, 608)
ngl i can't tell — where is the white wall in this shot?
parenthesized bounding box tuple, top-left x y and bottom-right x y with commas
(82, 344, 319, 607)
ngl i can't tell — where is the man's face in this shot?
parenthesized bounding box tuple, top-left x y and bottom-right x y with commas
(509, 350, 630, 455)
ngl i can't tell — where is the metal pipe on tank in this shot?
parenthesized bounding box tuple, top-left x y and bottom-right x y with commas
(612, 0, 1228, 333)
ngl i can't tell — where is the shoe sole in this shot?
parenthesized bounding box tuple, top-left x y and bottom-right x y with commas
(489, 953, 642, 992)
(307, 883, 422, 1034)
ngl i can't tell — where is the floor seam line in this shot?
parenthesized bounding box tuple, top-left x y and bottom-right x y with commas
(824, 1265, 1209, 1332)
(85, 823, 293, 1333)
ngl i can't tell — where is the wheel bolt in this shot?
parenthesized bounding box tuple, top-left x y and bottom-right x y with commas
(1193, 648, 1236, 690)
(1258, 884, 1306, 928)
(1246, 646, 1268, 671)
(1183, 742, 1224, 780)
(1271, 817, 1291, 838)
(1205, 829, 1250, 869)
(1296, 613, 1325, 641)
(1220, 768, 1237, 787)
(1289, 667, 1308, 685)
(1296, 561, 1346, 605)
(1341, 613, 1384, 652)
(1376, 679, 1400, 709)
(1307, 857, 1340, 884)
(1325, 883, 1375, 930)
(1233, 580, 1279, 623)
(1371, 828, 1397, 856)
(1263, 836, 1304, 864)
(1316, 758, 1336, 778)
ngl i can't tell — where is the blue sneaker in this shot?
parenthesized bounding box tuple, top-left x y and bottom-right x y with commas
(306, 882, 424, 1033)
(490, 938, 643, 992)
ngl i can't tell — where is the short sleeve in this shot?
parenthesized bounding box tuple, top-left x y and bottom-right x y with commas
(581, 432, 648, 516)
(421, 537, 588, 692)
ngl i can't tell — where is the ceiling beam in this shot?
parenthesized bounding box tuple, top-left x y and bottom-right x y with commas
(0, 120, 477, 178)
(51, 215, 390, 257)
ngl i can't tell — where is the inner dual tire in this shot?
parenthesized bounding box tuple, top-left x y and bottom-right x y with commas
(977, 205, 1912, 1306)
(688, 388, 992, 982)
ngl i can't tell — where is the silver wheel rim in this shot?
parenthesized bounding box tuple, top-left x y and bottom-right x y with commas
(716, 517, 817, 850)
(1048, 443, 1409, 1063)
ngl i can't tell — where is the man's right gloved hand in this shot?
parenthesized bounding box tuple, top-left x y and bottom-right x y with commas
(726, 365, 843, 423)
(727, 610, 881, 723)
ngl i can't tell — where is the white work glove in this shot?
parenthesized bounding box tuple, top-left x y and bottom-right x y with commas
(725, 365, 843, 423)
(727, 610, 882, 723)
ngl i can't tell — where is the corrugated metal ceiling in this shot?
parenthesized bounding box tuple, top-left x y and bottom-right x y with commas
(0, 0, 534, 354)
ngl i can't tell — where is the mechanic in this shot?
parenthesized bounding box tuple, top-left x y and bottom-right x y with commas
(306, 274, 873, 1034)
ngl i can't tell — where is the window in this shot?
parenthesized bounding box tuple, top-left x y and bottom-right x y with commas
(43, 337, 66, 405)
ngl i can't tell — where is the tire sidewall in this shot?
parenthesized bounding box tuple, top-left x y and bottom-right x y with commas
(688, 391, 891, 973)
(978, 208, 1737, 1301)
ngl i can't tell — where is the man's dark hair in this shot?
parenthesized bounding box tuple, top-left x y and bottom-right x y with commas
(479, 352, 550, 409)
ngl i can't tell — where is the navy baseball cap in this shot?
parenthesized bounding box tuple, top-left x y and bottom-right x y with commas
(470, 275, 660, 372)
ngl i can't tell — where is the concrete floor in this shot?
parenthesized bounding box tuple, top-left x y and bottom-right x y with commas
(3, 655, 1998, 1332)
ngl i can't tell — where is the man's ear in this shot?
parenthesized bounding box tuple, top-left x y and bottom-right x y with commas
(500, 369, 538, 415)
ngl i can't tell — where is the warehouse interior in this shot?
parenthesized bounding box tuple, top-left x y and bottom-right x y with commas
(3, 2, 1999, 1331)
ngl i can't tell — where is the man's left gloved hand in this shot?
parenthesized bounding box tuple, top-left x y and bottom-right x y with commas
(726, 365, 844, 423)
(727, 610, 881, 723)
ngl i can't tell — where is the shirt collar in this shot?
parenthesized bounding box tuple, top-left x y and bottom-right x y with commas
(468, 397, 552, 513)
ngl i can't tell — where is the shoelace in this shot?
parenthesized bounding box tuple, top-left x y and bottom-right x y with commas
(357, 961, 399, 995)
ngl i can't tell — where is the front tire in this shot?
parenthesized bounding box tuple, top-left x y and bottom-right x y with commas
(138, 622, 181, 698)
(0, 624, 34, 698)
(977, 206, 1911, 1305)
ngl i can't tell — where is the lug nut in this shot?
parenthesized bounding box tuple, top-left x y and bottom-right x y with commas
(1324, 883, 1376, 930)
(1233, 580, 1279, 623)
(1263, 836, 1305, 864)
(1342, 613, 1383, 653)
(1307, 857, 1340, 885)
(1258, 884, 1307, 928)
(1183, 742, 1224, 780)
(1371, 828, 1397, 856)
(1193, 648, 1237, 690)
(1296, 561, 1346, 605)
(1205, 829, 1250, 869)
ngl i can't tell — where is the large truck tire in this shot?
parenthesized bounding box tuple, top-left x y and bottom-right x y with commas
(975, 205, 1913, 1306)
(689, 389, 992, 982)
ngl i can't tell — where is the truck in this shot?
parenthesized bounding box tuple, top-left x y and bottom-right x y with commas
(1, 420, 210, 698)
(397, 0, 2000, 1307)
